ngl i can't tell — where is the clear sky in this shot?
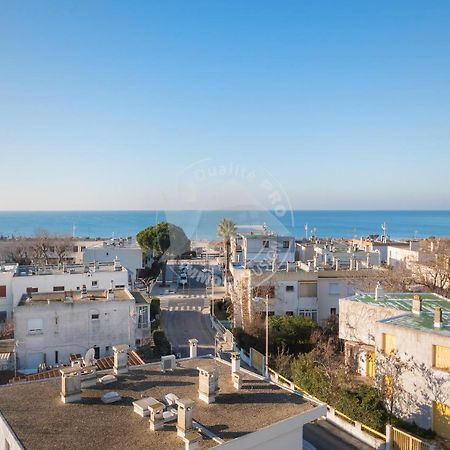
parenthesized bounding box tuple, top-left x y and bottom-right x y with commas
(1, 1, 450, 210)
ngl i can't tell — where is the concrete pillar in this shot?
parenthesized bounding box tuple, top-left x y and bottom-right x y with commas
(60, 367, 82, 403)
(148, 400, 165, 431)
(113, 344, 129, 375)
(385, 424, 392, 450)
(176, 398, 195, 438)
(232, 372, 242, 390)
(189, 339, 198, 359)
(197, 367, 219, 404)
(231, 352, 240, 373)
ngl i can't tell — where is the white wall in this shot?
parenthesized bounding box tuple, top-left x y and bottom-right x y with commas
(14, 295, 136, 370)
(0, 412, 23, 450)
(317, 278, 354, 323)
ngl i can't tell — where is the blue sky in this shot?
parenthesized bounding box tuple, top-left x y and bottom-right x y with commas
(1, 1, 449, 210)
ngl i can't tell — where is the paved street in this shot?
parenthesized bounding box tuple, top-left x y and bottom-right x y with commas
(160, 293, 216, 358)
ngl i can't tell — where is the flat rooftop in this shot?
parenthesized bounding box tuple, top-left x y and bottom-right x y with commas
(0, 357, 315, 450)
(18, 288, 134, 306)
(15, 262, 126, 277)
(348, 292, 450, 335)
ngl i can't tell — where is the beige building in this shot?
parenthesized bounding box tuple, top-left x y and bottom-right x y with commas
(339, 290, 450, 439)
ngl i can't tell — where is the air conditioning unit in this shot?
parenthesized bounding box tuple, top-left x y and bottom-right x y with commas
(160, 355, 176, 373)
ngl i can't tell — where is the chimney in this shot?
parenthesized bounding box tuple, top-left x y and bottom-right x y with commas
(335, 258, 340, 271)
(189, 339, 198, 359)
(412, 294, 422, 315)
(313, 255, 318, 270)
(60, 367, 82, 403)
(434, 307, 443, 328)
(81, 284, 87, 295)
(92, 260, 97, 273)
(231, 352, 240, 373)
(356, 260, 360, 271)
(375, 282, 385, 301)
(366, 253, 371, 268)
(112, 344, 129, 375)
(80, 366, 97, 389)
(232, 372, 242, 390)
(148, 399, 165, 431)
(197, 367, 219, 404)
(107, 280, 115, 300)
(183, 431, 202, 450)
(324, 253, 328, 265)
(114, 256, 122, 271)
(349, 255, 355, 271)
(176, 398, 195, 438)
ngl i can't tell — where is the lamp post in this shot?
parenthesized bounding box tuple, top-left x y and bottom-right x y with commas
(252, 295, 269, 378)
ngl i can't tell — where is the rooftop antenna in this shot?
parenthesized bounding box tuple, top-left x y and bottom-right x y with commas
(304, 224, 308, 239)
(72, 224, 76, 238)
(83, 348, 96, 366)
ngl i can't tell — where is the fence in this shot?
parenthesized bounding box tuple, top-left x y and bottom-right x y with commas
(389, 426, 434, 450)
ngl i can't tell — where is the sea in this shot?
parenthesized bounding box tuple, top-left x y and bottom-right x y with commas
(0, 210, 449, 241)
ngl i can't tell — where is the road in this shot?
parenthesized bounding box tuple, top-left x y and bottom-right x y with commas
(160, 293, 216, 358)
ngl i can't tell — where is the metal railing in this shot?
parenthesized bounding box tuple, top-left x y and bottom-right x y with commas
(392, 427, 433, 450)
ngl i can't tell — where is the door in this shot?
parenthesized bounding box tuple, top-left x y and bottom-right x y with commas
(433, 401, 450, 440)
(366, 351, 375, 378)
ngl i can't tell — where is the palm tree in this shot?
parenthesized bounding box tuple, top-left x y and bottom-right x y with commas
(217, 218, 236, 281)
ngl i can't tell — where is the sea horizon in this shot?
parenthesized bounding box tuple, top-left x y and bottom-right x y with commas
(0, 209, 449, 241)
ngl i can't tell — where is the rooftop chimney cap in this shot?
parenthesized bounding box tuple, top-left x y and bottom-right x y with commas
(434, 307, 443, 328)
(412, 294, 422, 314)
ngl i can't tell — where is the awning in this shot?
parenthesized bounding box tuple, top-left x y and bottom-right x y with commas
(0, 352, 12, 361)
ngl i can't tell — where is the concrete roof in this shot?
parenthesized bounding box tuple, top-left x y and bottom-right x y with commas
(0, 357, 314, 450)
(15, 262, 126, 277)
(18, 288, 134, 306)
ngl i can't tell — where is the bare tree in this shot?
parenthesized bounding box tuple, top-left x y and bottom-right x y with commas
(53, 235, 74, 265)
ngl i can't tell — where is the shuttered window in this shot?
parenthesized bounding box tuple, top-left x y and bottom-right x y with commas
(299, 283, 317, 297)
(382, 333, 396, 354)
(0, 285, 6, 297)
(433, 345, 450, 371)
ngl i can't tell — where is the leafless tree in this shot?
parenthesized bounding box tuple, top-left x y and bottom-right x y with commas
(53, 235, 74, 265)
(0, 320, 14, 340)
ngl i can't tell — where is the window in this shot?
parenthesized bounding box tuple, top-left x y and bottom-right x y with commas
(72, 246, 78, 252)
(328, 283, 340, 295)
(330, 308, 337, 315)
(382, 333, 396, 354)
(27, 318, 43, 335)
(55, 351, 59, 364)
(91, 280, 98, 287)
(105, 346, 110, 354)
(433, 345, 450, 371)
(283, 240, 290, 249)
(53, 286, 65, 292)
(26, 287, 39, 294)
(94, 347, 100, 359)
(0, 311, 7, 323)
(298, 309, 318, 322)
(286, 285, 294, 292)
(137, 306, 149, 328)
(0, 285, 6, 298)
(262, 240, 269, 248)
(286, 311, 294, 316)
(299, 283, 317, 297)
(116, 285, 125, 289)
(80, 246, 86, 251)
(91, 313, 100, 320)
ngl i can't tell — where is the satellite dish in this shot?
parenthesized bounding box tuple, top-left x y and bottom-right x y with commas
(84, 348, 96, 366)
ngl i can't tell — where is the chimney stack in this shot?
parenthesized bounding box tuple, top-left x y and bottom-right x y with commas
(232, 372, 242, 390)
(60, 367, 82, 403)
(412, 294, 422, 315)
(335, 258, 340, 271)
(197, 367, 219, 404)
(112, 344, 129, 375)
(434, 307, 443, 328)
(189, 339, 198, 359)
(148, 399, 165, 431)
(114, 256, 122, 271)
(231, 352, 240, 373)
(176, 398, 195, 438)
(81, 284, 87, 295)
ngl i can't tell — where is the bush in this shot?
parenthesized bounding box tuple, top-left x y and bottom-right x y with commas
(152, 329, 171, 357)
(391, 417, 435, 439)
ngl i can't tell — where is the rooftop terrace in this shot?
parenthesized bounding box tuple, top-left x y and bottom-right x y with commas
(0, 357, 315, 449)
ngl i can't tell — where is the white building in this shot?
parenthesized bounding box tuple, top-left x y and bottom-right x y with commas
(82, 237, 144, 282)
(14, 286, 150, 371)
(339, 291, 450, 439)
(231, 225, 296, 269)
(0, 260, 129, 321)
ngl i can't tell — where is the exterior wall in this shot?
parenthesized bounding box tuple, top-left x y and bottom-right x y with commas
(0, 269, 15, 321)
(216, 405, 326, 450)
(338, 300, 400, 346)
(14, 296, 136, 370)
(0, 412, 23, 450)
(83, 246, 143, 281)
(240, 235, 296, 267)
(316, 277, 354, 324)
(376, 322, 450, 430)
(387, 246, 419, 267)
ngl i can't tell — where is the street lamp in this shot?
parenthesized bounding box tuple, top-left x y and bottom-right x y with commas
(202, 267, 215, 317)
(252, 295, 269, 378)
